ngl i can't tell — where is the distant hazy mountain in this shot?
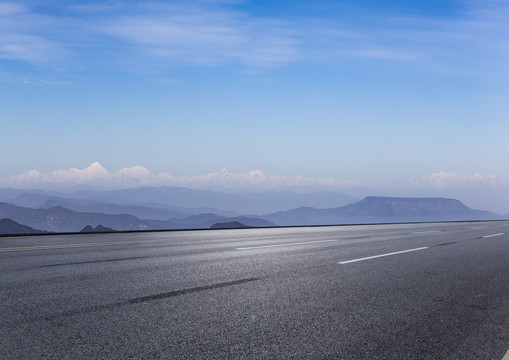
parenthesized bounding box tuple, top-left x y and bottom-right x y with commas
(210, 221, 249, 229)
(0, 202, 275, 233)
(0, 218, 45, 235)
(1, 186, 357, 217)
(0, 202, 153, 232)
(146, 215, 275, 229)
(4, 191, 241, 219)
(67, 187, 358, 215)
(80, 225, 116, 233)
(0, 188, 59, 204)
(2, 192, 494, 232)
(263, 196, 499, 226)
(199, 216, 274, 228)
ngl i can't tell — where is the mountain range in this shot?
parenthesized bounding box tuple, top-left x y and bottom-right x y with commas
(0, 186, 358, 216)
(0, 162, 351, 190)
(0, 189, 503, 234)
(0, 218, 46, 236)
(2, 162, 508, 214)
(0, 202, 275, 233)
(261, 196, 498, 226)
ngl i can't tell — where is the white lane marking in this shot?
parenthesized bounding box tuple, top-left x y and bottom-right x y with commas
(411, 230, 440, 235)
(502, 349, 509, 360)
(471, 226, 486, 230)
(0, 238, 173, 252)
(483, 233, 504, 238)
(236, 239, 338, 250)
(338, 247, 429, 265)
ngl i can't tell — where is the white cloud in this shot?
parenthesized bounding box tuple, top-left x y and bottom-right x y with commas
(405, 171, 505, 189)
(1, 0, 508, 75)
(395, 171, 509, 214)
(344, 48, 421, 61)
(0, 34, 60, 63)
(0, 0, 508, 89)
(0, 2, 24, 16)
(0, 3, 65, 65)
(2, 164, 507, 213)
(0, 162, 360, 190)
(0, 1, 300, 69)
(98, 5, 298, 67)
(0, 72, 69, 85)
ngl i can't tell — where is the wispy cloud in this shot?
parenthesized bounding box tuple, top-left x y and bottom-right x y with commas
(1, 1, 508, 76)
(405, 171, 506, 190)
(343, 48, 421, 61)
(300, 0, 509, 76)
(95, 3, 299, 67)
(0, 2, 24, 16)
(0, 72, 69, 85)
(0, 1, 300, 72)
(0, 2, 66, 65)
(0, 34, 60, 63)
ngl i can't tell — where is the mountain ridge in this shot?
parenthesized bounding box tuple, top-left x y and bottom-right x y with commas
(0, 218, 46, 235)
(0, 196, 501, 235)
(262, 196, 499, 226)
(0, 162, 352, 190)
(0, 202, 275, 233)
(2, 187, 357, 215)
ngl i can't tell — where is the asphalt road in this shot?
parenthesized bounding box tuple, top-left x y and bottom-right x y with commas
(1, 221, 508, 359)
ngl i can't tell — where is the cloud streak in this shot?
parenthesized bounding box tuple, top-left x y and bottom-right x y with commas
(0, 1, 299, 69)
(0, 2, 67, 65)
(406, 171, 505, 189)
(1, 0, 508, 75)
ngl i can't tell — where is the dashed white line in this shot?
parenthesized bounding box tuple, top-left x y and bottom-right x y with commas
(236, 239, 339, 250)
(338, 247, 429, 265)
(471, 226, 486, 230)
(411, 230, 441, 235)
(482, 233, 504, 238)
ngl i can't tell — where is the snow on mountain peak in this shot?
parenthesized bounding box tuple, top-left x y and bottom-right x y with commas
(87, 161, 108, 172)
(0, 163, 351, 190)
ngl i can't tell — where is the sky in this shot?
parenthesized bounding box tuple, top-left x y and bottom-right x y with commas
(1, 0, 509, 212)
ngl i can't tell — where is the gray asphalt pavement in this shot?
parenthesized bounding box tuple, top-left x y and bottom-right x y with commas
(1, 221, 508, 359)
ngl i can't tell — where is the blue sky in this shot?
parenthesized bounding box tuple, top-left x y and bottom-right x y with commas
(1, 0, 509, 204)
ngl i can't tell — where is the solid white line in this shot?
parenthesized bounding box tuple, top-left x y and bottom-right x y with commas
(236, 239, 339, 250)
(0, 238, 173, 252)
(411, 230, 440, 235)
(338, 247, 429, 264)
(483, 233, 504, 238)
(502, 349, 509, 360)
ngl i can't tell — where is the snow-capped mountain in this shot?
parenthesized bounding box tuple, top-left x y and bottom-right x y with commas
(0, 162, 353, 190)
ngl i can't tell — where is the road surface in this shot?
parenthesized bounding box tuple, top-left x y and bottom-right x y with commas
(1, 221, 508, 359)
